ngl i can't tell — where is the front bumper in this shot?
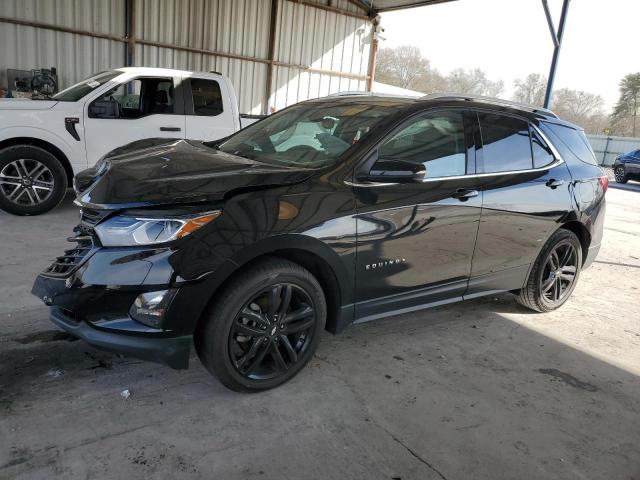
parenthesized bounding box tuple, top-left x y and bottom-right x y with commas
(31, 241, 224, 370)
(49, 306, 191, 369)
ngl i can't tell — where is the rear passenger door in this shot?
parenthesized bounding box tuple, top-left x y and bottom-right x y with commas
(467, 111, 573, 297)
(184, 76, 238, 142)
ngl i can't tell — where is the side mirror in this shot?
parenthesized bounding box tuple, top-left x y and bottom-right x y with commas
(365, 159, 426, 183)
(88, 99, 120, 119)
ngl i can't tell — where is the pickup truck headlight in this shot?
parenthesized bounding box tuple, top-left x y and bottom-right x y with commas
(94, 210, 221, 247)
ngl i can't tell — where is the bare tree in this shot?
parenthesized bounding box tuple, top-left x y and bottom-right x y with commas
(375, 46, 430, 90)
(611, 73, 640, 137)
(553, 88, 604, 121)
(445, 68, 504, 97)
(513, 73, 547, 107)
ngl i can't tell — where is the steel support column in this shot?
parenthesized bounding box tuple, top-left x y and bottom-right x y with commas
(366, 17, 379, 92)
(264, 0, 279, 115)
(542, 0, 570, 108)
(124, 0, 136, 66)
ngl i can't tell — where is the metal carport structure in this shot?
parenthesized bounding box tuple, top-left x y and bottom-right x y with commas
(0, 0, 569, 112)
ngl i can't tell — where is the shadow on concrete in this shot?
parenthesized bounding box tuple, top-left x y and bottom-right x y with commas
(1, 293, 639, 479)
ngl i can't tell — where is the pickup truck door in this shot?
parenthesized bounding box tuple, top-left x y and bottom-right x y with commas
(183, 75, 239, 142)
(83, 75, 186, 165)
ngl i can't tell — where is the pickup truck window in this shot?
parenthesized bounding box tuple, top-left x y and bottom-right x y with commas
(217, 102, 397, 168)
(88, 77, 176, 119)
(53, 70, 120, 102)
(191, 78, 223, 116)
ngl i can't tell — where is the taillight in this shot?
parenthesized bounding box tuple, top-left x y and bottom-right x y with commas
(598, 175, 608, 194)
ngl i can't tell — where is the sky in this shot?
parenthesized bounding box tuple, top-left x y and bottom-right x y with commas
(379, 0, 639, 111)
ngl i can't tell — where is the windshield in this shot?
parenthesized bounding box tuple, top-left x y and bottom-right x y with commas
(52, 70, 122, 102)
(216, 101, 399, 168)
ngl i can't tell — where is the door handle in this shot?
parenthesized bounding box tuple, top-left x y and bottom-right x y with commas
(160, 127, 181, 132)
(546, 179, 565, 189)
(451, 189, 479, 201)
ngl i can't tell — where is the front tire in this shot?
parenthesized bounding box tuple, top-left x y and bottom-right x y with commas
(195, 257, 326, 392)
(516, 229, 582, 313)
(0, 145, 68, 215)
(614, 165, 628, 184)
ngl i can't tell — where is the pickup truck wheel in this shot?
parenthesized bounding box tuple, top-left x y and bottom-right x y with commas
(195, 257, 326, 392)
(0, 146, 67, 215)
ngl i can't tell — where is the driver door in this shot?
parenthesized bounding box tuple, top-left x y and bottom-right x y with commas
(353, 109, 483, 321)
(84, 76, 185, 165)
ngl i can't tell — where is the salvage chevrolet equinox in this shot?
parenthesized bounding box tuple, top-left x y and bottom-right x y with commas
(32, 94, 607, 391)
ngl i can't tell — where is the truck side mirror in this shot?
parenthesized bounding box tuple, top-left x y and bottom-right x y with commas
(88, 99, 120, 119)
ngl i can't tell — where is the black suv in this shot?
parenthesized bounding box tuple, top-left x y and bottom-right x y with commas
(32, 94, 607, 391)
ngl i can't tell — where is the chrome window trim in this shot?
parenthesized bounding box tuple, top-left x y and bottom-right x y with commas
(346, 121, 565, 188)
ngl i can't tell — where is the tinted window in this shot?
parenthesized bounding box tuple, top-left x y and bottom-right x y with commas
(540, 122, 598, 166)
(377, 111, 467, 178)
(531, 128, 555, 168)
(479, 114, 532, 172)
(191, 78, 223, 116)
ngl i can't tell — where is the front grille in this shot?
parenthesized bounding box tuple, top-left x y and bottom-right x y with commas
(43, 227, 94, 277)
(42, 208, 110, 277)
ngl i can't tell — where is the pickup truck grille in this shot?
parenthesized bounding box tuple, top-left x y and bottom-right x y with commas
(42, 208, 108, 277)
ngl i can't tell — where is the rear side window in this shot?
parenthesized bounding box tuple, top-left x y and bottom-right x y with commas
(541, 122, 597, 166)
(478, 114, 532, 172)
(191, 78, 223, 116)
(531, 128, 555, 168)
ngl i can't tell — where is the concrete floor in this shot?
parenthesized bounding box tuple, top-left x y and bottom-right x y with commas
(1, 185, 639, 480)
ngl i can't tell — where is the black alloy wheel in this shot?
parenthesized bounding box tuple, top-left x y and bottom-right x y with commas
(539, 241, 578, 307)
(614, 166, 628, 184)
(516, 229, 582, 312)
(196, 257, 326, 392)
(229, 283, 317, 380)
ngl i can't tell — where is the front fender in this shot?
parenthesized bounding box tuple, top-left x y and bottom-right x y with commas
(0, 126, 83, 171)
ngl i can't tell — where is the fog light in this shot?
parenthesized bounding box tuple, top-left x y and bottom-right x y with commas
(129, 289, 177, 328)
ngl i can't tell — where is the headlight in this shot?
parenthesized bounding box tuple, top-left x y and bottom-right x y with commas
(95, 210, 221, 246)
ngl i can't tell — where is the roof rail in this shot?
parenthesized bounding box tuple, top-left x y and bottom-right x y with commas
(420, 93, 558, 118)
(326, 91, 412, 99)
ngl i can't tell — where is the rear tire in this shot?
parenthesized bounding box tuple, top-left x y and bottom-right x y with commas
(614, 165, 628, 184)
(195, 257, 326, 392)
(516, 229, 582, 313)
(0, 145, 67, 215)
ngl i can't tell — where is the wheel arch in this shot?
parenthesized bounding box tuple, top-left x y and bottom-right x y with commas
(0, 137, 74, 185)
(190, 235, 354, 336)
(559, 220, 591, 265)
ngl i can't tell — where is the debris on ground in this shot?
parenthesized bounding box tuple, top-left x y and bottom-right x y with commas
(46, 369, 64, 378)
(120, 389, 132, 399)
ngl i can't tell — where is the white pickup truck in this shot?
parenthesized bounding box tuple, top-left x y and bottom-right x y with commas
(0, 67, 262, 215)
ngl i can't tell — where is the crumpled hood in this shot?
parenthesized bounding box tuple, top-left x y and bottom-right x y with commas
(76, 139, 314, 208)
(0, 98, 58, 110)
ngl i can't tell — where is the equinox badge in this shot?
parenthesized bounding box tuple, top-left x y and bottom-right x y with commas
(365, 258, 407, 270)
